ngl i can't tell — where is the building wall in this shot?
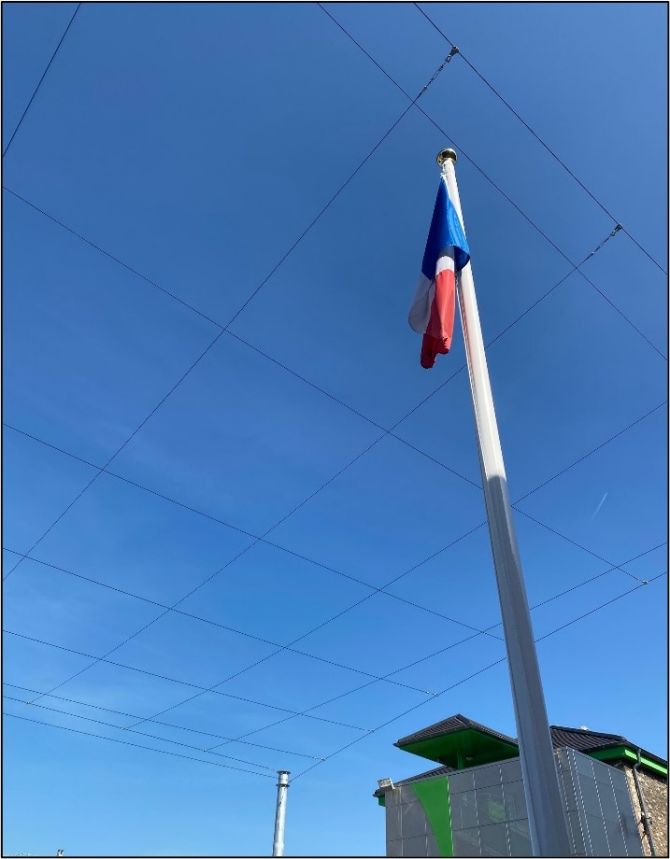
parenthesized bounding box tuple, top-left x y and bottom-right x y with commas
(384, 781, 442, 857)
(447, 756, 532, 856)
(557, 747, 643, 857)
(621, 766, 668, 857)
(383, 749, 645, 857)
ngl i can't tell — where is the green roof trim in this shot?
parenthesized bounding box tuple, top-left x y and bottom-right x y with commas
(399, 727, 519, 769)
(411, 777, 453, 857)
(377, 794, 386, 807)
(589, 746, 668, 777)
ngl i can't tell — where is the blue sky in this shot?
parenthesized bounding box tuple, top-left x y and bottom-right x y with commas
(2, 2, 667, 856)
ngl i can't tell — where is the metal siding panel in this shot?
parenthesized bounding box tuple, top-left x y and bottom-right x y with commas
(612, 772, 643, 857)
(387, 804, 402, 844)
(425, 827, 440, 858)
(622, 823, 644, 858)
(448, 771, 475, 795)
(387, 788, 402, 809)
(451, 828, 481, 857)
(501, 779, 526, 822)
(474, 765, 503, 790)
(578, 770, 602, 817)
(403, 835, 429, 857)
(476, 784, 506, 827)
(584, 814, 610, 857)
(499, 758, 521, 783)
(402, 800, 429, 839)
(478, 823, 509, 857)
(566, 809, 587, 856)
(603, 816, 628, 857)
(575, 750, 596, 777)
(388, 838, 403, 857)
(507, 819, 531, 856)
(451, 790, 478, 830)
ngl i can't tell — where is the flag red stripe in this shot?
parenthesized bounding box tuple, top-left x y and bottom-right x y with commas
(420, 268, 456, 369)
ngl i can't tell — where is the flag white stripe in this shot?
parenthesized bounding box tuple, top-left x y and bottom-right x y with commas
(408, 273, 434, 333)
(435, 253, 455, 275)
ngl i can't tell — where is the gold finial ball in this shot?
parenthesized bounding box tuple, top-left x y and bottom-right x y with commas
(436, 147, 457, 166)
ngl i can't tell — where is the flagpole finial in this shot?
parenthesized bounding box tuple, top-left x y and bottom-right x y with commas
(436, 147, 457, 167)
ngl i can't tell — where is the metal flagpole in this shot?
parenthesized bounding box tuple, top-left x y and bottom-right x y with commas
(272, 770, 290, 857)
(437, 148, 571, 857)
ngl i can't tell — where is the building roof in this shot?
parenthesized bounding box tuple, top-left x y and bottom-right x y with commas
(550, 725, 629, 753)
(396, 714, 516, 749)
(393, 714, 667, 772)
(549, 725, 667, 770)
(394, 713, 520, 770)
(374, 716, 667, 801)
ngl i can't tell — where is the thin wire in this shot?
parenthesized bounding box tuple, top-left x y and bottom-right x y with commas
(4, 11, 661, 586)
(6, 542, 659, 773)
(413, 2, 668, 277)
(0, 222, 642, 602)
(2, 188, 222, 328)
(1, 547, 453, 695)
(0, 432, 495, 643)
(3, 694, 276, 771)
(7, 319, 652, 597)
(513, 510, 643, 583)
(40, 390, 666, 735)
(3, 713, 276, 778)
(225, 330, 479, 489)
(3, 682, 323, 761)
(205, 543, 663, 752)
(6, 399, 662, 749)
(2, 195, 635, 607)
(514, 401, 666, 504)
(0, 431, 503, 652)
(5, 11, 662, 745)
(1, 45, 457, 583)
(2, 630, 369, 733)
(3, 4, 82, 158)
(5, 392, 660, 720)
(535, 572, 666, 640)
(8, 496, 657, 742)
(289, 571, 667, 782)
(218, 48, 459, 333)
(6, 447, 495, 706)
(130, 394, 661, 734)
(5, 3, 664, 792)
(1, 327, 225, 581)
(319, 5, 667, 361)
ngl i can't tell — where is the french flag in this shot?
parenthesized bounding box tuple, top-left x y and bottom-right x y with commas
(408, 177, 470, 368)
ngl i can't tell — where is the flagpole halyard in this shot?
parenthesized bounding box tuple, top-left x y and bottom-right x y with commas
(439, 149, 571, 856)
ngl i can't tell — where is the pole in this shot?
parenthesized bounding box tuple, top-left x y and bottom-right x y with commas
(437, 148, 571, 857)
(272, 770, 290, 857)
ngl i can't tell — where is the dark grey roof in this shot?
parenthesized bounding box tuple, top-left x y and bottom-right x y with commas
(549, 725, 667, 768)
(393, 714, 666, 769)
(549, 725, 628, 753)
(373, 765, 453, 798)
(395, 713, 516, 748)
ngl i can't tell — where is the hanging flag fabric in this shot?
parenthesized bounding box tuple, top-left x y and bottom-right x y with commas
(408, 178, 470, 368)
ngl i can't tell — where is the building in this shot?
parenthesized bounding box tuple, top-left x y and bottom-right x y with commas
(374, 714, 667, 857)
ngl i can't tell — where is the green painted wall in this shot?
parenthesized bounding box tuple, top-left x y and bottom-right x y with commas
(411, 778, 453, 857)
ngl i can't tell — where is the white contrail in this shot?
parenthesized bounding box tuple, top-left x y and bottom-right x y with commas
(591, 491, 609, 520)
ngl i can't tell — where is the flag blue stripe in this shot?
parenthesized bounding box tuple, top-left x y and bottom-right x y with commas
(421, 179, 470, 280)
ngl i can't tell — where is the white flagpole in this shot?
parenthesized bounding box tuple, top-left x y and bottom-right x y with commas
(438, 148, 571, 857)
